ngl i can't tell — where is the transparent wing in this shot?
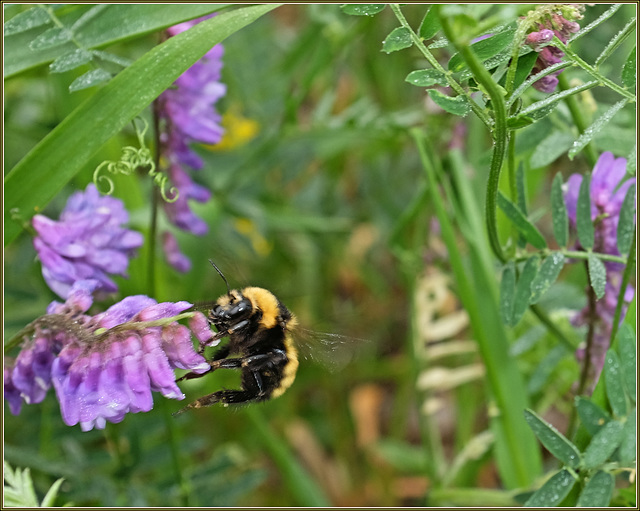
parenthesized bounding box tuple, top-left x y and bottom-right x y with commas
(293, 327, 368, 372)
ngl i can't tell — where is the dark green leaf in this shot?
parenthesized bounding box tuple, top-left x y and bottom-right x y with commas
(508, 102, 558, 130)
(4, 4, 277, 246)
(576, 173, 594, 250)
(405, 69, 448, 87)
(619, 410, 636, 463)
(617, 324, 636, 403)
(524, 469, 576, 507)
(529, 252, 565, 304)
(603, 350, 628, 417)
(569, 100, 628, 159)
(587, 252, 606, 299)
(512, 256, 539, 324)
(29, 26, 73, 50)
(3, 6, 51, 36)
(510, 51, 538, 91)
(382, 27, 413, 53)
(583, 420, 624, 469)
(551, 173, 568, 247)
(497, 192, 546, 249)
(622, 47, 636, 88)
(49, 48, 94, 73)
(577, 471, 614, 507)
(524, 409, 581, 468)
(448, 28, 515, 73)
(418, 6, 440, 40)
(616, 183, 636, 255)
(339, 4, 385, 16)
(530, 132, 574, 169)
(427, 90, 470, 116)
(500, 262, 516, 325)
(68, 69, 112, 91)
(575, 397, 611, 437)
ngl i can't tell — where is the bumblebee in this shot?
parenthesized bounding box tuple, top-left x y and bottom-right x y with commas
(174, 262, 299, 415)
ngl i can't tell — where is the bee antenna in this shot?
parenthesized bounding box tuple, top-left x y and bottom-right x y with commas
(208, 259, 232, 296)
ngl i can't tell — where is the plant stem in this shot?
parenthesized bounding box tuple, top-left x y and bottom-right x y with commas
(515, 249, 627, 265)
(609, 230, 636, 350)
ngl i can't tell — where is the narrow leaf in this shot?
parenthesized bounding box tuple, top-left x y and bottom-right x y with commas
(512, 256, 539, 324)
(28, 26, 73, 50)
(616, 183, 636, 255)
(576, 173, 594, 250)
(619, 409, 636, 463)
(339, 4, 385, 16)
(527, 345, 568, 395)
(40, 478, 65, 507)
(569, 100, 628, 159)
(3, 6, 51, 35)
(500, 262, 516, 325)
(576, 471, 614, 507)
(551, 172, 568, 247)
(382, 27, 413, 53)
(529, 253, 565, 304)
(405, 69, 448, 87)
(603, 350, 628, 417)
(69, 68, 112, 91)
(93, 50, 134, 68)
(427, 90, 470, 116)
(582, 420, 624, 469)
(418, 6, 441, 40)
(524, 409, 581, 468)
(516, 163, 527, 215)
(71, 4, 110, 30)
(626, 144, 636, 175)
(587, 252, 607, 299)
(497, 192, 547, 249)
(49, 48, 94, 73)
(530, 131, 574, 169)
(617, 324, 636, 403)
(622, 47, 636, 88)
(448, 28, 515, 72)
(524, 469, 576, 507)
(575, 397, 611, 437)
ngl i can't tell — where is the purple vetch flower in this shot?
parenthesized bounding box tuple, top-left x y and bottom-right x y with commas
(564, 152, 636, 382)
(4, 280, 215, 431)
(162, 231, 191, 273)
(32, 184, 144, 299)
(157, 14, 226, 272)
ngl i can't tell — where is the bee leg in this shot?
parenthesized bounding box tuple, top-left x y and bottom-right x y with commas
(197, 329, 228, 355)
(176, 344, 235, 382)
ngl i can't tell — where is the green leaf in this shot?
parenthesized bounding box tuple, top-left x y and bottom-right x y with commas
(4, 5, 229, 78)
(576, 173, 594, 250)
(583, 420, 624, 469)
(418, 6, 441, 40)
(510, 51, 538, 92)
(616, 183, 636, 255)
(529, 252, 565, 304)
(93, 50, 133, 68)
(619, 409, 636, 463)
(382, 27, 413, 53)
(508, 103, 558, 130)
(29, 26, 73, 50)
(603, 350, 628, 417)
(372, 439, 429, 472)
(617, 324, 636, 403)
(49, 48, 94, 73)
(427, 90, 471, 116)
(622, 47, 636, 88)
(500, 262, 516, 325)
(448, 29, 516, 73)
(497, 192, 547, 249)
(339, 4, 385, 16)
(4, 4, 278, 246)
(587, 252, 607, 299)
(523, 409, 581, 468)
(405, 69, 448, 87)
(577, 471, 614, 507)
(529, 131, 574, 169)
(512, 256, 539, 325)
(551, 172, 568, 247)
(569, 100, 628, 160)
(524, 469, 576, 507)
(527, 345, 568, 395)
(40, 478, 65, 507)
(575, 397, 611, 437)
(3, 5, 51, 35)
(68, 68, 112, 91)
(626, 144, 636, 175)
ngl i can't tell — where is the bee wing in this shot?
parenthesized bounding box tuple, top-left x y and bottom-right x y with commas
(293, 328, 367, 372)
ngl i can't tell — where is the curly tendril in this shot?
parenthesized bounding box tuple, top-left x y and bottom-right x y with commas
(93, 118, 179, 203)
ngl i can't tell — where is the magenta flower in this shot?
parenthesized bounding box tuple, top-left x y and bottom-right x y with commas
(32, 184, 144, 299)
(564, 152, 636, 381)
(157, 15, 226, 272)
(4, 280, 214, 431)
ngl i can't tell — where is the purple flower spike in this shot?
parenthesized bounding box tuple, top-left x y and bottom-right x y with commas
(4, 360, 23, 415)
(161, 324, 209, 372)
(189, 312, 214, 344)
(162, 231, 192, 273)
(33, 184, 144, 299)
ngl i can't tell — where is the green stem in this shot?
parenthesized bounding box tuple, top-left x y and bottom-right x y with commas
(438, 12, 508, 263)
(609, 230, 636, 350)
(515, 249, 627, 265)
(158, 398, 192, 506)
(388, 4, 492, 129)
(530, 304, 577, 351)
